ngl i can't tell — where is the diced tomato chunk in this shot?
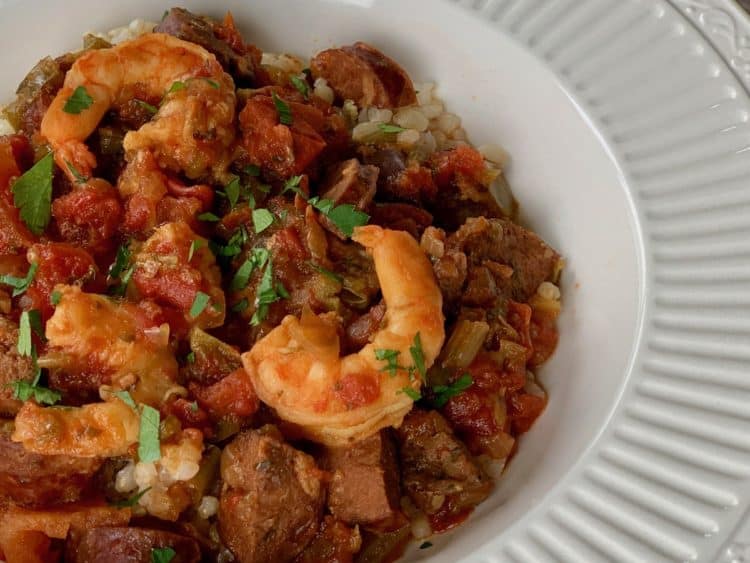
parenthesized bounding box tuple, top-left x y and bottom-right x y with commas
(191, 368, 259, 419)
(334, 372, 380, 409)
(442, 388, 499, 437)
(430, 145, 487, 190)
(508, 392, 546, 433)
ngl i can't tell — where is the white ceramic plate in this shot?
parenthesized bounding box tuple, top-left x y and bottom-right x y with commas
(2, 0, 750, 561)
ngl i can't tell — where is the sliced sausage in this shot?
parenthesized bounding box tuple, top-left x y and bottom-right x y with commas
(0, 427, 102, 507)
(219, 426, 325, 563)
(65, 527, 201, 563)
(155, 8, 263, 86)
(395, 409, 492, 517)
(294, 516, 361, 563)
(310, 42, 416, 108)
(321, 430, 400, 525)
(318, 159, 378, 238)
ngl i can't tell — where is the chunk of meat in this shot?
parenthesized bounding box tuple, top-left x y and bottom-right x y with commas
(343, 300, 386, 353)
(295, 516, 362, 563)
(43, 285, 178, 406)
(131, 222, 225, 331)
(239, 95, 327, 179)
(370, 203, 433, 239)
(318, 158, 378, 238)
(360, 148, 436, 205)
(310, 42, 416, 108)
(0, 428, 102, 507)
(51, 179, 123, 258)
(65, 527, 201, 563)
(0, 316, 35, 416)
(190, 367, 260, 419)
(156, 7, 264, 86)
(321, 430, 400, 524)
(444, 216, 561, 304)
(219, 426, 325, 563)
(395, 409, 492, 518)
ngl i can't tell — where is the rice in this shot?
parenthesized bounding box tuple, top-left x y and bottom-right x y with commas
(0, 114, 14, 135)
(90, 18, 158, 45)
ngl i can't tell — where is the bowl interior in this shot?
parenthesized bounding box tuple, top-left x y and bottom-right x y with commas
(0, 0, 645, 559)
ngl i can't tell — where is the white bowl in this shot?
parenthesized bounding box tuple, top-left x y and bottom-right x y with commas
(2, 1, 750, 561)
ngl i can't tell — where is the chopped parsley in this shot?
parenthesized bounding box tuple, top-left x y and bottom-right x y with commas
(188, 239, 203, 261)
(409, 332, 426, 379)
(244, 164, 261, 177)
(28, 309, 44, 341)
(10, 378, 61, 405)
(431, 373, 474, 408)
(12, 152, 54, 235)
(113, 486, 152, 509)
(134, 99, 158, 115)
(151, 547, 176, 563)
(203, 78, 220, 89)
(138, 405, 161, 463)
(64, 159, 88, 184)
(230, 247, 270, 292)
(309, 262, 342, 284)
(282, 175, 304, 196)
(224, 176, 241, 208)
(250, 258, 288, 326)
(17, 310, 33, 357)
(400, 386, 421, 401)
(185, 351, 196, 364)
(198, 212, 221, 222)
(272, 92, 293, 125)
(189, 291, 211, 318)
(0, 262, 37, 297)
(108, 244, 131, 279)
(420, 542, 433, 549)
(114, 390, 137, 409)
(307, 196, 334, 215)
(252, 208, 274, 234)
(189, 401, 199, 412)
(290, 75, 309, 99)
(50, 290, 62, 306)
(62, 86, 94, 114)
(327, 204, 370, 237)
(168, 80, 186, 93)
(378, 123, 406, 134)
(111, 265, 135, 298)
(375, 349, 401, 377)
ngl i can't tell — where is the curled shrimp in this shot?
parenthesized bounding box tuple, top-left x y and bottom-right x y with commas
(41, 33, 237, 182)
(241, 225, 445, 446)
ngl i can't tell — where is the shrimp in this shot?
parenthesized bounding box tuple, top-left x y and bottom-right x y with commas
(40, 33, 237, 182)
(241, 225, 445, 446)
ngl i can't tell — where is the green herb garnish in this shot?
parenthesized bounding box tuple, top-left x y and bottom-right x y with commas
(400, 386, 421, 401)
(17, 311, 33, 357)
(290, 75, 309, 99)
(231, 298, 249, 313)
(250, 258, 287, 326)
(420, 542, 433, 549)
(272, 92, 293, 125)
(188, 239, 203, 261)
(138, 405, 161, 462)
(64, 159, 88, 184)
(108, 244, 131, 280)
(134, 99, 158, 115)
(409, 332, 426, 379)
(327, 204, 369, 237)
(50, 290, 62, 306)
(244, 164, 260, 177)
(375, 349, 401, 377)
(12, 152, 54, 235)
(185, 351, 195, 364)
(114, 390, 137, 409)
(0, 263, 37, 297)
(309, 262, 342, 284)
(168, 80, 186, 93)
(28, 309, 44, 341)
(151, 547, 176, 563)
(10, 379, 61, 405)
(63, 86, 94, 114)
(113, 486, 151, 509)
(252, 208, 274, 234)
(282, 175, 304, 196)
(203, 78, 219, 89)
(378, 123, 405, 134)
(432, 373, 474, 408)
(198, 212, 221, 222)
(225, 176, 241, 208)
(189, 291, 211, 318)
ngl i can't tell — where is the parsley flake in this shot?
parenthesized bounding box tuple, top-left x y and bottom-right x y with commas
(400, 386, 421, 401)
(108, 244, 131, 280)
(250, 258, 287, 326)
(28, 309, 44, 341)
(63, 86, 94, 114)
(134, 99, 158, 115)
(409, 332, 426, 379)
(189, 401, 199, 412)
(327, 204, 369, 237)
(282, 175, 304, 196)
(290, 75, 309, 99)
(0, 263, 37, 297)
(50, 290, 62, 306)
(168, 80, 186, 93)
(378, 123, 406, 134)
(11, 379, 61, 405)
(64, 159, 88, 184)
(432, 373, 474, 408)
(186, 351, 196, 364)
(375, 349, 401, 377)
(17, 311, 33, 357)
(309, 262, 342, 284)
(113, 486, 152, 509)
(203, 78, 220, 89)
(189, 292, 211, 318)
(12, 152, 54, 235)
(244, 164, 261, 177)
(151, 547, 176, 563)
(225, 176, 241, 208)
(138, 405, 161, 463)
(252, 208, 274, 234)
(420, 541, 433, 549)
(231, 298, 249, 313)
(272, 92, 293, 125)
(198, 212, 221, 222)
(188, 239, 203, 261)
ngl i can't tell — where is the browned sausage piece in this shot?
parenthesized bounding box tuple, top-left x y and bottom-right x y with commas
(395, 409, 492, 517)
(219, 426, 325, 563)
(0, 427, 102, 507)
(318, 159, 378, 238)
(310, 42, 417, 108)
(0, 315, 35, 416)
(294, 516, 362, 563)
(65, 527, 201, 563)
(320, 430, 400, 525)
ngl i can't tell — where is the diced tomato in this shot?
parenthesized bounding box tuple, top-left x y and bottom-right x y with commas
(24, 243, 98, 320)
(272, 227, 308, 261)
(442, 387, 498, 437)
(507, 300, 533, 359)
(530, 309, 559, 368)
(334, 372, 380, 409)
(393, 163, 437, 203)
(123, 194, 157, 234)
(191, 368, 259, 419)
(52, 180, 122, 257)
(508, 392, 546, 434)
(162, 396, 213, 436)
(156, 196, 204, 234)
(429, 145, 487, 190)
(467, 354, 525, 394)
(132, 266, 202, 311)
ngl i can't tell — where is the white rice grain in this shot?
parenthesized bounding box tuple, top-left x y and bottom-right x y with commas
(312, 78, 334, 104)
(393, 107, 429, 132)
(478, 143, 511, 168)
(198, 495, 220, 519)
